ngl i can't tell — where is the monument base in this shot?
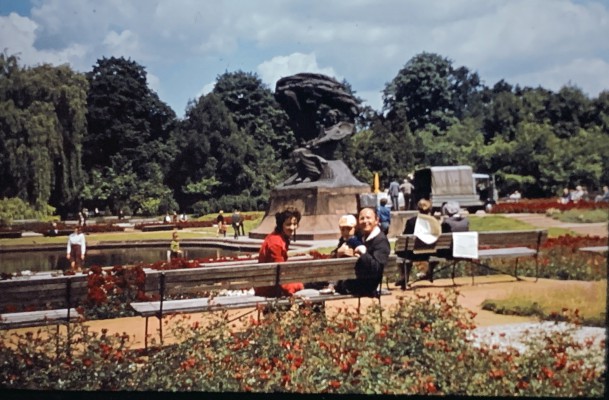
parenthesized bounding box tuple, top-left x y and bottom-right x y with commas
(249, 185, 369, 241)
(250, 160, 370, 241)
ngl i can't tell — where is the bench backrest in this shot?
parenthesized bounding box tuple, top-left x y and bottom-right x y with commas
(144, 255, 399, 299)
(0, 275, 88, 312)
(395, 229, 548, 257)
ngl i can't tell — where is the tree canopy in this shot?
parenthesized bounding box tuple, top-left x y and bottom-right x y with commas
(1, 51, 608, 216)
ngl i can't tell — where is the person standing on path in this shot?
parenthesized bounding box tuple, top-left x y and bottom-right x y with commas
(66, 226, 86, 273)
(231, 209, 242, 239)
(216, 210, 226, 237)
(400, 178, 414, 210)
(388, 179, 400, 210)
(377, 198, 391, 235)
(169, 231, 183, 259)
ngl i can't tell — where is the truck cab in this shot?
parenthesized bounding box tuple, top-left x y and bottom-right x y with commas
(412, 166, 497, 213)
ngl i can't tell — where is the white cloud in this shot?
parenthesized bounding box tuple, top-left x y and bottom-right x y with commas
(2, 0, 609, 116)
(103, 29, 141, 59)
(198, 81, 216, 99)
(510, 57, 609, 96)
(0, 12, 87, 67)
(257, 53, 339, 89)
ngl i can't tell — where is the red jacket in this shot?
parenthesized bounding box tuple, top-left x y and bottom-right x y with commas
(254, 231, 304, 297)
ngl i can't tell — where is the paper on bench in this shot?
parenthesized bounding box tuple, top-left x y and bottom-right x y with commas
(452, 231, 478, 259)
(413, 214, 441, 244)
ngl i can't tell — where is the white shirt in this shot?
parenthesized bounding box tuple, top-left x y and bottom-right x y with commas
(67, 232, 86, 256)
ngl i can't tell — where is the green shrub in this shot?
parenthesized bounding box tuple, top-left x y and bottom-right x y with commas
(553, 209, 609, 223)
(0, 197, 55, 226)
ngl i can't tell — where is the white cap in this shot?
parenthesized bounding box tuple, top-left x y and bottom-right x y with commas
(338, 214, 357, 227)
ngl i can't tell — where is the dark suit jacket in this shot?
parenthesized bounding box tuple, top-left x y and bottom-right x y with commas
(337, 229, 390, 296)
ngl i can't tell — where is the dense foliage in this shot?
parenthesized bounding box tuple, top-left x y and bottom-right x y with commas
(0, 292, 604, 395)
(0, 54, 87, 212)
(2, 52, 608, 215)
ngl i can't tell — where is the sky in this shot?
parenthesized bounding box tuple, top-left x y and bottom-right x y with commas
(1, 0, 609, 118)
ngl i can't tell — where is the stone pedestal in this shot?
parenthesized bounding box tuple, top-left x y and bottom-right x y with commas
(249, 161, 370, 241)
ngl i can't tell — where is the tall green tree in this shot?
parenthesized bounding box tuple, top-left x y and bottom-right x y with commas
(0, 54, 87, 211)
(383, 52, 481, 134)
(85, 56, 177, 171)
(83, 57, 178, 214)
(212, 71, 295, 161)
(171, 93, 273, 212)
(544, 85, 592, 139)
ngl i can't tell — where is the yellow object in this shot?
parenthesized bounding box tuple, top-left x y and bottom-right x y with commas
(373, 173, 380, 194)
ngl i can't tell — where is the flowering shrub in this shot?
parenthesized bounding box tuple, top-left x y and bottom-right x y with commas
(492, 199, 608, 214)
(79, 265, 154, 319)
(438, 235, 607, 283)
(0, 291, 604, 395)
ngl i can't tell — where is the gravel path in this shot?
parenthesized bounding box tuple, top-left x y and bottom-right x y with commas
(469, 322, 606, 354)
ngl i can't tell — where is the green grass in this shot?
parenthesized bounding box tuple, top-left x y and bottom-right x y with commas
(0, 211, 266, 247)
(481, 280, 607, 327)
(469, 215, 579, 238)
(468, 215, 534, 231)
(552, 208, 609, 223)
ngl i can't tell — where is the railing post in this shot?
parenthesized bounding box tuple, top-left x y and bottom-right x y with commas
(66, 277, 72, 356)
(159, 273, 166, 346)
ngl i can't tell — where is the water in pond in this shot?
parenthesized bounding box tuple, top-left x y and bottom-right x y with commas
(0, 247, 250, 274)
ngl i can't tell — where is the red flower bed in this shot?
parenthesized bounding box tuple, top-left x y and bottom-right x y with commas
(491, 199, 608, 214)
(542, 235, 607, 250)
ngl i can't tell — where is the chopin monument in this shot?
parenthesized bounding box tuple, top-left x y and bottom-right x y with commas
(249, 73, 370, 240)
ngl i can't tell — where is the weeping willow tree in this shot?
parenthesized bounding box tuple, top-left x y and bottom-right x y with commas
(0, 54, 87, 212)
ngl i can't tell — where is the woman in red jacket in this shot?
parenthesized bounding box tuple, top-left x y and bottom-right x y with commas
(254, 206, 303, 297)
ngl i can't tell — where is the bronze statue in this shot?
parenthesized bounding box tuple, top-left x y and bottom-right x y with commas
(275, 73, 360, 184)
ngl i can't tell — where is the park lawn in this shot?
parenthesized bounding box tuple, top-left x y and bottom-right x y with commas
(469, 215, 575, 238)
(481, 279, 607, 327)
(469, 215, 533, 231)
(0, 214, 583, 247)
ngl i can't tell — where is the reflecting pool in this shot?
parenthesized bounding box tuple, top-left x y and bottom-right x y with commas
(0, 247, 249, 274)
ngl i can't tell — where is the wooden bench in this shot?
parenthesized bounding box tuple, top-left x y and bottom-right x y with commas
(0, 274, 88, 330)
(395, 229, 548, 287)
(131, 255, 398, 348)
(0, 231, 22, 239)
(141, 224, 178, 232)
(579, 246, 608, 254)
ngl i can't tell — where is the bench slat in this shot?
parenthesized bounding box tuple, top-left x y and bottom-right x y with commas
(1, 308, 80, 329)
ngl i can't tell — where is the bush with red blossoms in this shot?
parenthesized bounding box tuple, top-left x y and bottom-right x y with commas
(491, 199, 608, 214)
(0, 291, 604, 395)
(435, 234, 607, 283)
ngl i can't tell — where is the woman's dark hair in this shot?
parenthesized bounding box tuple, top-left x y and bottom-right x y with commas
(274, 206, 302, 233)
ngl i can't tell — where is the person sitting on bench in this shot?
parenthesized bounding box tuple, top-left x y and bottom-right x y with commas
(254, 206, 304, 298)
(396, 199, 441, 287)
(335, 207, 390, 297)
